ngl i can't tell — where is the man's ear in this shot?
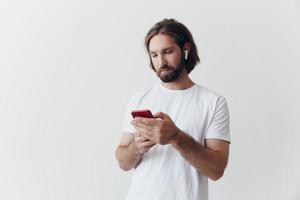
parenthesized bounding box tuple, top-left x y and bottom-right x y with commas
(183, 42, 191, 51)
(183, 42, 191, 60)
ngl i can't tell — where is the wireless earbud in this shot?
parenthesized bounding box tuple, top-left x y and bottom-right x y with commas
(184, 50, 188, 60)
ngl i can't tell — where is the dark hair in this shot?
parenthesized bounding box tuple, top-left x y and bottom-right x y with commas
(145, 18, 200, 74)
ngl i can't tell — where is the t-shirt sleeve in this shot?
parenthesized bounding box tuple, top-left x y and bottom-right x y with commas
(205, 96, 231, 143)
(121, 92, 140, 135)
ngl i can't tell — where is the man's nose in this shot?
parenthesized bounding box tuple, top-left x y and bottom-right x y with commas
(158, 55, 168, 67)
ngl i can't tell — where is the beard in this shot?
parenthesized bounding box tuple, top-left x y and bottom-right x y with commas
(156, 56, 186, 83)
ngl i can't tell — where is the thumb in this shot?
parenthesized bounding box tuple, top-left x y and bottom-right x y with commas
(153, 111, 167, 119)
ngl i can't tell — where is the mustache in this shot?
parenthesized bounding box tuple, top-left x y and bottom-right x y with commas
(158, 65, 173, 73)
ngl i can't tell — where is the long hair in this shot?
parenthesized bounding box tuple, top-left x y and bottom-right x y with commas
(145, 18, 200, 74)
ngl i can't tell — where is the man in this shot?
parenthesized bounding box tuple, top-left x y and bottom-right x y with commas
(115, 18, 231, 200)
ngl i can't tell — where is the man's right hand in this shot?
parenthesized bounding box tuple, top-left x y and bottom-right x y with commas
(116, 132, 155, 171)
(131, 132, 156, 154)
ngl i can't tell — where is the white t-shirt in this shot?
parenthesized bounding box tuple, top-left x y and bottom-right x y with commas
(121, 83, 231, 200)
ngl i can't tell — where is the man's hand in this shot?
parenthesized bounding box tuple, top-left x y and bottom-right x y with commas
(132, 132, 156, 154)
(131, 112, 180, 145)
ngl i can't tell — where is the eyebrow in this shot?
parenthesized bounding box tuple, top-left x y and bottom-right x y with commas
(149, 47, 174, 54)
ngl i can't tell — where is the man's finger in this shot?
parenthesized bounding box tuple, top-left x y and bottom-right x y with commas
(153, 111, 168, 119)
(141, 133, 155, 141)
(132, 124, 153, 133)
(136, 132, 155, 142)
(135, 127, 157, 140)
(132, 117, 160, 126)
(140, 140, 156, 148)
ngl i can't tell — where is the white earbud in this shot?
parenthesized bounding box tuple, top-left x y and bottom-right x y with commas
(184, 50, 188, 60)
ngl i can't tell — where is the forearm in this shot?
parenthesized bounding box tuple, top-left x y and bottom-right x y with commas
(116, 141, 143, 171)
(171, 130, 227, 180)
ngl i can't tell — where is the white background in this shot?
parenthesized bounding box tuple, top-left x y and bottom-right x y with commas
(0, 0, 299, 199)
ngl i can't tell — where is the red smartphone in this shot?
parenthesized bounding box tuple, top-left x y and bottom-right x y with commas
(131, 109, 154, 118)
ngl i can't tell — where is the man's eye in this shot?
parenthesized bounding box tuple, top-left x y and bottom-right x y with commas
(165, 50, 173, 54)
(151, 54, 157, 58)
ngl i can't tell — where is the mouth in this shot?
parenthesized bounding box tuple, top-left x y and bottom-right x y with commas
(159, 67, 172, 72)
(159, 69, 172, 75)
